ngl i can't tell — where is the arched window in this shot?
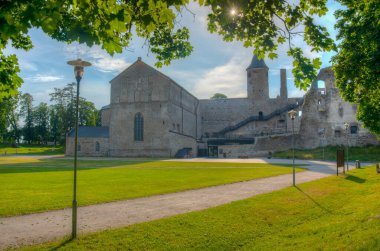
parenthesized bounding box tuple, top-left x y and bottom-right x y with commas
(259, 111, 263, 120)
(350, 126, 358, 134)
(95, 141, 100, 152)
(134, 113, 144, 141)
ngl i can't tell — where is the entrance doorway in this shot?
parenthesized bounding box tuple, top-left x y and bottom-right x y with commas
(208, 146, 218, 158)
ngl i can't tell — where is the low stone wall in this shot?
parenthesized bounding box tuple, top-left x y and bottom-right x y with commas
(109, 148, 171, 157)
(216, 134, 296, 158)
(66, 137, 109, 157)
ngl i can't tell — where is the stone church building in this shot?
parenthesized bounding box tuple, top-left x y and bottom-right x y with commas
(66, 56, 378, 157)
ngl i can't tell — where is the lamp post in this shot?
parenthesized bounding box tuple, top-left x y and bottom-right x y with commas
(67, 59, 91, 239)
(288, 110, 297, 186)
(344, 122, 349, 172)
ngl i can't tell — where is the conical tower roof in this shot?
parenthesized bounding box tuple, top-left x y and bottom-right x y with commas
(246, 55, 268, 70)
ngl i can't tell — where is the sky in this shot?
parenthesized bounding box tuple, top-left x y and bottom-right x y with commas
(5, 1, 340, 109)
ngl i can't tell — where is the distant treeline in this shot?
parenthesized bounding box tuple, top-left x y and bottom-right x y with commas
(0, 83, 100, 146)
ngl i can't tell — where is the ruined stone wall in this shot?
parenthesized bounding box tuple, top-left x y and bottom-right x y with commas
(66, 137, 109, 157)
(298, 67, 378, 148)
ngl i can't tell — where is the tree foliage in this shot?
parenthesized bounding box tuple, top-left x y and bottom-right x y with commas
(0, 85, 99, 145)
(211, 93, 227, 99)
(332, 0, 380, 135)
(20, 93, 34, 144)
(0, 0, 193, 101)
(1, 0, 336, 101)
(202, 0, 335, 90)
(49, 83, 99, 144)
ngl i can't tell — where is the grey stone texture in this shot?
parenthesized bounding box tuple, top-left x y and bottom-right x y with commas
(66, 57, 378, 157)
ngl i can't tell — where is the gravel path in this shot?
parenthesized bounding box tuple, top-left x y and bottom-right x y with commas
(0, 159, 352, 249)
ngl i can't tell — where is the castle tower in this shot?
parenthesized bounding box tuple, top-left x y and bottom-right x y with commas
(280, 69, 288, 102)
(246, 55, 269, 100)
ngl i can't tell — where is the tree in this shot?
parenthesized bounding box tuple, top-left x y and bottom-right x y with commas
(4, 94, 22, 144)
(34, 102, 50, 144)
(49, 106, 60, 146)
(211, 93, 227, 99)
(1, 0, 335, 102)
(20, 93, 35, 144)
(0, 99, 10, 142)
(332, 0, 380, 135)
(49, 83, 99, 144)
(78, 98, 98, 127)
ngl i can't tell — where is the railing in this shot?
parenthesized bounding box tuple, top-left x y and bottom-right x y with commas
(218, 98, 304, 134)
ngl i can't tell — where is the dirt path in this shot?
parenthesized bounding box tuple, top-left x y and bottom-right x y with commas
(0, 159, 349, 250)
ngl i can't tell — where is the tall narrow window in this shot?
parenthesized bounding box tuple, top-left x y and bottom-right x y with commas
(259, 111, 263, 120)
(134, 113, 144, 141)
(95, 141, 100, 152)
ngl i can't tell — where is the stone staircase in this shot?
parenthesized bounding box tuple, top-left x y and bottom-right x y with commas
(218, 99, 304, 135)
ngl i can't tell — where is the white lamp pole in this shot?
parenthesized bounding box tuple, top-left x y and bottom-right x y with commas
(344, 122, 349, 172)
(67, 59, 91, 239)
(288, 110, 297, 186)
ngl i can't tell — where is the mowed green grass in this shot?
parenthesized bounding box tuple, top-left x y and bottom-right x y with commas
(0, 144, 64, 155)
(0, 157, 303, 216)
(21, 166, 380, 251)
(273, 145, 380, 162)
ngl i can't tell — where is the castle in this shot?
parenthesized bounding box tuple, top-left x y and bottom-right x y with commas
(66, 56, 378, 157)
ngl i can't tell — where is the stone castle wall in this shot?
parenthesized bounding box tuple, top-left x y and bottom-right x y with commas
(65, 59, 378, 158)
(107, 59, 199, 157)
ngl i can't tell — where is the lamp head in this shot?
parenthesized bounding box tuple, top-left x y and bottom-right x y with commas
(288, 110, 297, 120)
(67, 59, 91, 82)
(74, 66, 84, 82)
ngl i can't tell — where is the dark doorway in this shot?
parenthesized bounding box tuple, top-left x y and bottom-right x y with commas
(259, 111, 263, 120)
(208, 146, 218, 158)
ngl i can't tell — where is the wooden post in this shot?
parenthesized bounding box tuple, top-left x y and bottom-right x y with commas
(336, 149, 345, 176)
(376, 164, 379, 174)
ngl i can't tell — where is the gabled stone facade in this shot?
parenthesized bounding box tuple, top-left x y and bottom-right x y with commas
(65, 57, 378, 158)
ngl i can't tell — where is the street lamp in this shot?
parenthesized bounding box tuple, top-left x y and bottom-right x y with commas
(288, 110, 297, 186)
(67, 58, 91, 239)
(344, 122, 349, 172)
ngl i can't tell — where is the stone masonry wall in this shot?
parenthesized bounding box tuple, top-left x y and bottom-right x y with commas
(66, 137, 109, 157)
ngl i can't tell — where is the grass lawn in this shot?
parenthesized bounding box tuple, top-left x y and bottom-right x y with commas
(0, 157, 304, 216)
(20, 165, 380, 251)
(273, 145, 380, 162)
(0, 144, 64, 155)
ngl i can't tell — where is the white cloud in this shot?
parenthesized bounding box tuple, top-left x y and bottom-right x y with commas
(192, 55, 249, 99)
(92, 58, 130, 73)
(25, 74, 64, 82)
(64, 43, 130, 73)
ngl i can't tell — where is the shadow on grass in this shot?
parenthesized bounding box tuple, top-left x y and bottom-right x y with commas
(49, 237, 74, 251)
(295, 186, 333, 214)
(0, 158, 157, 174)
(345, 175, 366, 184)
